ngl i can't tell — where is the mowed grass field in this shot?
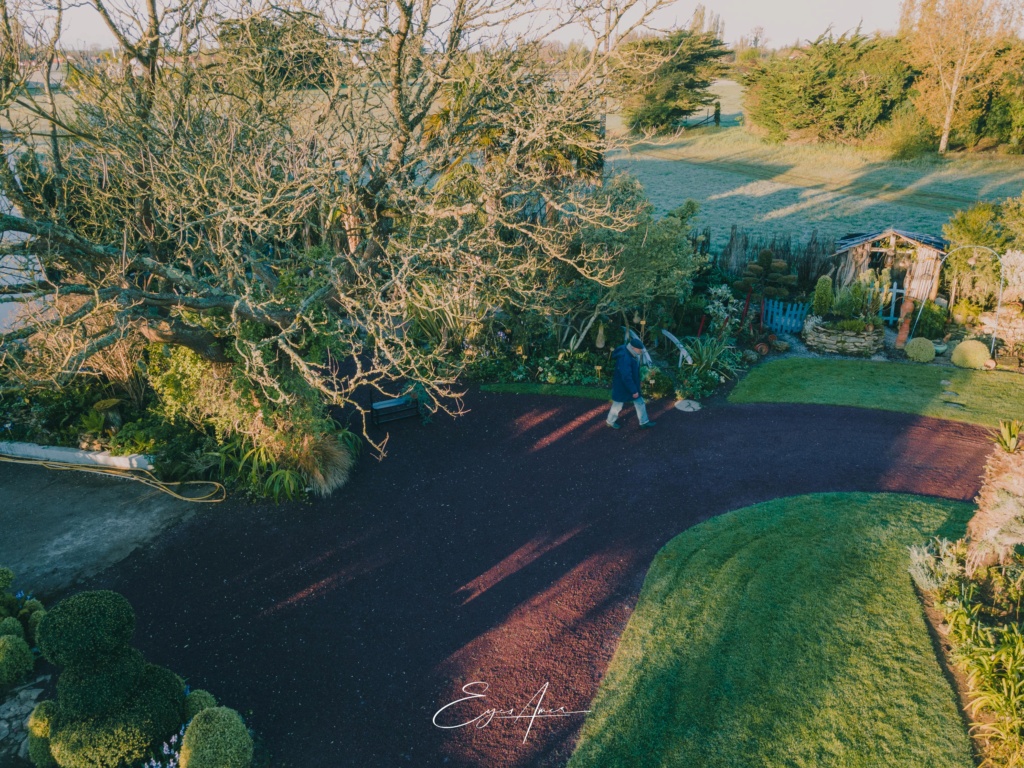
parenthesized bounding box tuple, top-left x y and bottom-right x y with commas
(568, 493, 975, 768)
(730, 358, 1024, 427)
(608, 81, 1024, 251)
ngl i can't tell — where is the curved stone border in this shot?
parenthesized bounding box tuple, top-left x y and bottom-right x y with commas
(0, 440, 153, 470)
(802, 316, 884, 357)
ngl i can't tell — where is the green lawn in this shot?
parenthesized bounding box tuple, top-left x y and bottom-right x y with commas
(568, 493, 975, 768)
(729, 358, 1024, 427)
(607, 81, 1024, 251)
(479, 382, 610, 399)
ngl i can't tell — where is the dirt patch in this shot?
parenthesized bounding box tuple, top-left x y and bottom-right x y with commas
(81, 394, 991, 767)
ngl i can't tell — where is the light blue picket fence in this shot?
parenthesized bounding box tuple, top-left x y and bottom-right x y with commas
(763, 299, 811, 333)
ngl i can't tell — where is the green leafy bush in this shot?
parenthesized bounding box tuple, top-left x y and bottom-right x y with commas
(951, 298, 983, 325)
(180, 707, 254, 768)
(641, 366, 676, 400)
(812, 275, 833, 316)
(913, 300, 947, 340)
(28, 700, 58, 768)
(905, 337, 936, 363)
(185, 689, 218, 721)
(0, 616, 24, 639)
(38, 591, 135, 667)
(951, 339, 991, 369)
(36, 591, 187, 768)
(56, 648, 146, 718)
(0, 634, 34, 688)
(0, 568, 13, 591)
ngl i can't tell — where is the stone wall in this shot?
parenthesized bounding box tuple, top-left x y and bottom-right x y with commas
(802, 317, 884, 356)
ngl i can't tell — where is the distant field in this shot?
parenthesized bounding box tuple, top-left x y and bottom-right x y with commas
(608, 81, 1024, 251)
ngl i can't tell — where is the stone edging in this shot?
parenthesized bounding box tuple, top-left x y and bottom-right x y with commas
(802, 316, 885, 357)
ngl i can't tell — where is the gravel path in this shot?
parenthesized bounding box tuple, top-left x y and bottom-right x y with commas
(83, 392, 992, 768)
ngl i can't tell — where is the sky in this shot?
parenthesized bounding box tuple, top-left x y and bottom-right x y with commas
(57, 0, 903, 50)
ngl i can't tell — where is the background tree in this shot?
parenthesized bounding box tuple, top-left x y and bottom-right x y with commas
(900, 0, 1020, 153)
(613, 28, 729, 133)
(743, 31, 915, 143)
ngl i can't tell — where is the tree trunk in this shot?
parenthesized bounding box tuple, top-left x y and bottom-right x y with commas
(137, 318, 230, 362)
(938, 64, 963, 154)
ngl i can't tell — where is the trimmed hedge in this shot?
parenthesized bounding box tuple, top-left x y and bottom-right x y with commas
(56, 648, 146, 718)
(48, 666, 185, 768)
(952, 339, 991, 369)
(38, 591, 135, 667)
(185, 689, 218, 721)
(28, 701, 58, 768)
(905, 337, 936, 363)
(180, 707, 253, 768)
(0, 615, 25, 639)
(0, 634, 34, 688)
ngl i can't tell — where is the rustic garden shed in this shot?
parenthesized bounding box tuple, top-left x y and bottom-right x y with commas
(831, 228, 948, 302)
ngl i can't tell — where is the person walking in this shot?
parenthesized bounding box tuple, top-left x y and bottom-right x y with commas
(607, 338, 655, 429)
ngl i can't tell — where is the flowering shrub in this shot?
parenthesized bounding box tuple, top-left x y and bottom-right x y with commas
(139, 725, 186, 768)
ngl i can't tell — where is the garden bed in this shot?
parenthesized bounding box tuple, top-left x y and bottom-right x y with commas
(802, 315, 885, 356)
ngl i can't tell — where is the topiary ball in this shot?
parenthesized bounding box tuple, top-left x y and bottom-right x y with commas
(180, 707, 253, 768)
(185, 689, 218, 721)
(951, 339, 991, 369)
(0, 634, 34, 688)
(0, 616, 24, 639)
(28, 700, 58, 768)
(0, 567, 14, 591)
(49, 664, 185, 768)
(38, 591, 135, 667)
(905, 337, 936, 363)
(57, 648, 145, 718)
(22, 599, 45, 615)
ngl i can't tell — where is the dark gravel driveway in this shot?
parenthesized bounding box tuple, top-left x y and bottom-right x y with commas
(85, 393, 992, 768)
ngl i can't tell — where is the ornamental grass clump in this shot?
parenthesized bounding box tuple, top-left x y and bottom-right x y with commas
(905, 337, 936, 363)
(952, 339, 991, 369)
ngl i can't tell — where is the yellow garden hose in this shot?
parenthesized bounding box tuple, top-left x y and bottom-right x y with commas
(0, 453, 226, 502)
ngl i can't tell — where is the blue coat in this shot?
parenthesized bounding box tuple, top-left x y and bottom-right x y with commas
(611, 344, 641, 402)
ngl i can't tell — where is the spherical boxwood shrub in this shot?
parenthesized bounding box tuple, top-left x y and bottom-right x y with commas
(0, 633, 34, 688)
(0, 615, 24, 639)
(28, 700, 58, 768)
(38, 591, 135, 667)
(905, 337, 936, 363)
(185, 689, 218, 721)
(180, 707, 253, 768)
(951, 339, 991, 369)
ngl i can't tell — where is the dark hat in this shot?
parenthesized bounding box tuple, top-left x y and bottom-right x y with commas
(626, 335, 645, 350)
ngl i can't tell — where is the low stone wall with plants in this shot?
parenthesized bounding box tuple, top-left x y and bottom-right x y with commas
(802, 317, 884, 356)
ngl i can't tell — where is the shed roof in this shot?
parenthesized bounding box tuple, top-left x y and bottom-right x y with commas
(834, 228, 947, 254)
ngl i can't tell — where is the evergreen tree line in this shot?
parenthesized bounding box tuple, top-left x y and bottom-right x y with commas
(743, 16, 1024, 155)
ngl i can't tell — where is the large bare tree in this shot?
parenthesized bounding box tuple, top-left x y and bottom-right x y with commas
(0, 0, 672, 460)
